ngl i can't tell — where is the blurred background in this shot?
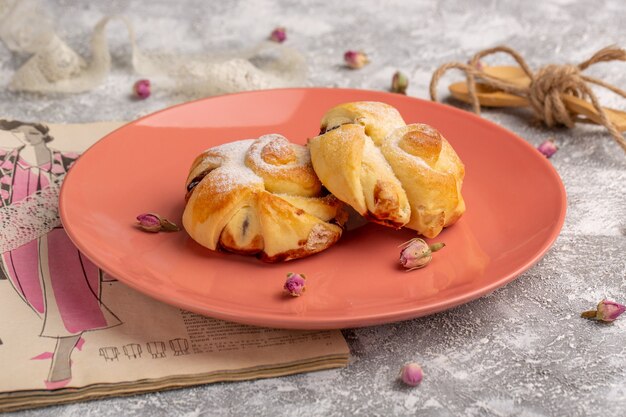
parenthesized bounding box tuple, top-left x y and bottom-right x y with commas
(1, 0, 625, 126)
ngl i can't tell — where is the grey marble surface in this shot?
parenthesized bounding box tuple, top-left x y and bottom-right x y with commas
(2, 0, 626, 416)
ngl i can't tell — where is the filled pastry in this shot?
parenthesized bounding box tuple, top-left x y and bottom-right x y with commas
(309, 101, 465, 238)
(183, 134, 347, 262)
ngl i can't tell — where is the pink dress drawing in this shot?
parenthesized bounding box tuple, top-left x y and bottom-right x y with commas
(0, 137, 121, 386)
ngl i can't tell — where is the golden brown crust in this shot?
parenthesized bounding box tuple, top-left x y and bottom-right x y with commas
(186, 147, 226, 186)
(309, 123, 411, 228)
(312, 102, 466, 238)
(219, 233, 265, 255)
(398, 125, 443, 166)
(259, 224, 342, 262)
(183, 135, 346, 262)
(245, 134, 322, 197)
(372, 180, 403, 226)
(218, 205, 264, 254)
(383, 123, 465, 238)
(321, 101, 406, 146)
(260, 136, 297, 164)
(308, 125, 367, 213)
(254, 192, 343, 260)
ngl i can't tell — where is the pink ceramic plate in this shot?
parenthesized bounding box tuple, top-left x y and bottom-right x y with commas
(60, 88, 566, 329)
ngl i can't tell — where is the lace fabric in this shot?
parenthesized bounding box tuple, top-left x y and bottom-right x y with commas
(0, 175, 62, 253)
(0, 1, 306, 97)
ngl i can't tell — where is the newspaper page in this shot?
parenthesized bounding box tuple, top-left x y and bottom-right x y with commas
(0, 120, 349, 412)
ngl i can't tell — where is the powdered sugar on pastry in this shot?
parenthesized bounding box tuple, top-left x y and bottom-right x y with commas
(246, 134, 312, 172)
(206, 166, 263, 194)
(183, 135, 346, 262)
(246, 133, 321, 197)
(195, 139, 263, 194)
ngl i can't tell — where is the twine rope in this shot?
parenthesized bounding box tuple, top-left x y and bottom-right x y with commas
(429, 46, 626, 152)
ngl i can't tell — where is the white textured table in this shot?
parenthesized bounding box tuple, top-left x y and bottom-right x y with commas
(2, 1, 625, 416)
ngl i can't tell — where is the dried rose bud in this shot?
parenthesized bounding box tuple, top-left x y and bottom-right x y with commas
(136, 213, 161, 232)
(391, 71, 409, 94)
(537, 140, 558, 158)
(133, 79, 151, 99)
(136, 213, 180, 233)
(269, 27, 287, 43)
(344, 50, 369, 69)
(284, 273, 306, 297)
(399, 362, 423, 386)
(581, 299, 626, 323)
(399, 238, 445, 271)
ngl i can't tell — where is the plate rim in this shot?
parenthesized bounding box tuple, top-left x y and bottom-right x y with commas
(59, 87, 567, 329)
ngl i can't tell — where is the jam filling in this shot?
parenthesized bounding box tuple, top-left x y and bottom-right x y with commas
(185, 168, 212, 201)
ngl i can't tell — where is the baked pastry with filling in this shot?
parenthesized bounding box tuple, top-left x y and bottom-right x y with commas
(309, 101, 465, 238)
(183, 134, 347, 262)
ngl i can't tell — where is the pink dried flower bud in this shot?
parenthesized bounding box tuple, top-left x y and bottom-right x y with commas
(269, 27, 287, 43)
(136, 213, 180, 233)
(399, 238, 445, 271)
(133, 79, 151, 99)
(399, 362, 423, 387)
(537, 140, 558, 158)
(137, 213, 161, 232)
(581, 299, 626, 323)
(391, 71, 409, 94)
(344, 50, 369, 69)
(284, 273, 306, 297)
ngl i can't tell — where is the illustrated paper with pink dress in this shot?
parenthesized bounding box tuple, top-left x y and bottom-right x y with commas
(0, 119, 121, 388)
